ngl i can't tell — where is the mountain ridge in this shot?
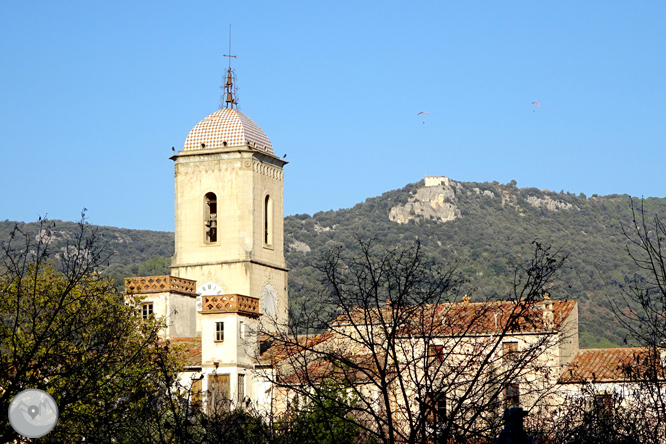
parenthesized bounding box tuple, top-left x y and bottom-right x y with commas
(3, 177, 661, 348)
(283, 177, 659, 348)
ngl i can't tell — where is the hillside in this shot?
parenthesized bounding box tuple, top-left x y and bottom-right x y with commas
(2, 177, 661, 348)
(284, 177, 664, 348)
(0, 219, 174, 290)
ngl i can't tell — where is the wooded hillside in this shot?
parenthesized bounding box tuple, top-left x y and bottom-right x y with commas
(3, 177, 660, 348)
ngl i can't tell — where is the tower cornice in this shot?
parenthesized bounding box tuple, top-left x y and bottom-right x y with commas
(171, 146, 287, 168)
(171, 258, 289, 273)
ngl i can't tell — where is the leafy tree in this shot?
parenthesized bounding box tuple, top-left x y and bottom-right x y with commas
(275, 381, 365, 444)
(0, 216, 177, 442)
(116, 373, 360, 444)
(194, 408, 271, 444)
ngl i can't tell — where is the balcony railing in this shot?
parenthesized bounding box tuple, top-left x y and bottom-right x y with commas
(125, 275, 197, 296)
(200, 294, 260, 317)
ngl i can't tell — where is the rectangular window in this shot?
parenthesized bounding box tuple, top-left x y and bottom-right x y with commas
(504, 384, 520, 408)
(264, 195, 273, 247)
(238, 374, 245, 403)
(239, 321, 245, 340)
(502, 341, 518, 361)
(215, 322, 224, 342)
(204, 193, 218, 243)
(423, 392, 448, 442)
(142, 303, 153, 320)
(424, 392, 446, 423)
(594, 393, 613, 412)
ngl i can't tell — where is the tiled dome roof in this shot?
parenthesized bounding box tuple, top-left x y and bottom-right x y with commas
(183, 108, 273, 154)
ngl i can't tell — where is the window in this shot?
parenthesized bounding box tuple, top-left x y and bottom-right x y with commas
(594, 393, 613, 412)
(215, 322, 224, 342)
(424, 392, 446, 423)
(289, 392, 301, 410)
(238, 374, 245, 403)
(502, 341, 518, 361)
(504, 384, 520, 408)
(264, 195, 272, 246)
(204, 192, 217, 243)
(423, 392, 448, 442)
(142, 303, 153, 320)
(239, 321, 245, 340)
(428, 344, 445, 363)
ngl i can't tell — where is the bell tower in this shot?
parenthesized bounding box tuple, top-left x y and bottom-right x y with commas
(170, 65, 288, 336)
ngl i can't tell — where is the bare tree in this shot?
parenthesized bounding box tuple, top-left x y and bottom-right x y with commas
(531, 380, 662, 444)
(263, 238, 568, 444)
(603, 199, 666, 444)
(617, 200, 666, 346)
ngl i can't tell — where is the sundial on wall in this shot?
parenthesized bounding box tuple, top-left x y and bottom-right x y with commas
(260, 284, 277, 317)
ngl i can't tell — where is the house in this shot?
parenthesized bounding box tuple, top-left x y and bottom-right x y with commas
(260, 295, 580, 440)
(558, 346, 666, 405)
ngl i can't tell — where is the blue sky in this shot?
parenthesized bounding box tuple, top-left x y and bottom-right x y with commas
(2, 1, 665, 231)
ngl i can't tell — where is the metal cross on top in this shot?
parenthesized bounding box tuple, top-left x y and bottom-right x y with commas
(222, 25, 238, 109)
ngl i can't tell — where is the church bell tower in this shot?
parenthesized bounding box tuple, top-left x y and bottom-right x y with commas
(170, 65, 288, 337)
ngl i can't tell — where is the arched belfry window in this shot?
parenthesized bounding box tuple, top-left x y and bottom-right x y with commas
(204, 192, 217, 243)
(264, 194, 273, 247)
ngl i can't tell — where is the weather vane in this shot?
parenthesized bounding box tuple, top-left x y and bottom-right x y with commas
(221, 24, 238, 109)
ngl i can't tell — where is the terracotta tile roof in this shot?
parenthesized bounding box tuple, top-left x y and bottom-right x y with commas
(332, 300, 576, 336)
(280, 352, 392, 385)
(258, 332, 333, 365)
(258, 332, 392, 384)
(559, 347, 665, 383)
(433, 300, 576, 335)
(170, 337, 202, 368)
